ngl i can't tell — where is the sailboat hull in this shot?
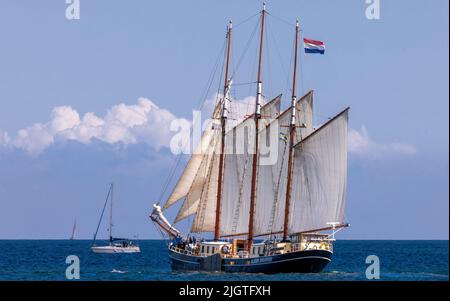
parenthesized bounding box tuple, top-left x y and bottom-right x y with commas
(168, 248, 331, 274)
(91, 245, 141, 254)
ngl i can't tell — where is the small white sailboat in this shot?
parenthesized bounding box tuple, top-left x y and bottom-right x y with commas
(91, 183, 140, 254)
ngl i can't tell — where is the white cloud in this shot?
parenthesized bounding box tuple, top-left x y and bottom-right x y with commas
(1, 98, 187, 154)
(0, 130, 11, 146)
(50, 106, 80, 133)
(0, 96, 416, 158)
(13, 123, 54, 154)
(349, 126, 417, 157)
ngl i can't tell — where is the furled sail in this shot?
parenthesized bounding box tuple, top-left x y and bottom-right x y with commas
(163, 103, 221, 211)
(288, 108, 349, 234)
(253, 91, 315, 236)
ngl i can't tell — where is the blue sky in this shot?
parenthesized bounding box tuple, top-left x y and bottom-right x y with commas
(0, 0, 448, 239)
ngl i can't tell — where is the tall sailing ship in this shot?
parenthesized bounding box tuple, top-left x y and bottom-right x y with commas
(151, 4, 349, 273)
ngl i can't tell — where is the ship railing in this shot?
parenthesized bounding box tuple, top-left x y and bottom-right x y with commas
(169, 244, 207, 257)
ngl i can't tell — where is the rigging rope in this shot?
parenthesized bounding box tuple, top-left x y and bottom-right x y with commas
(157, 37, 228, 205)
(233, 11, 260, 29)
(266, 11, 296, 28)
(92, 184, 112, 243)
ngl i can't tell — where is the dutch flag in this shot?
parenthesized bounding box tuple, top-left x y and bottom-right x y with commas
(303, 38, 325, 54)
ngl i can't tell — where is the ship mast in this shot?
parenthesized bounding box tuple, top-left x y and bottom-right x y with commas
(109, 182, 113, 242)
(283, 20, 300, 241)
(214, 20, 232, 241)
(247, 3, 266, 252)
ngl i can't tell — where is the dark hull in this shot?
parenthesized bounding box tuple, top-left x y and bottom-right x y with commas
(168, 248, 332, 274)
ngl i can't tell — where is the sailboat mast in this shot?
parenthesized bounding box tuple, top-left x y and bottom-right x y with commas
(214, 20, 232, 241)
(248, 3, 266, 252)
(109, 183, 113, 242)
(283, 19, 300, 241)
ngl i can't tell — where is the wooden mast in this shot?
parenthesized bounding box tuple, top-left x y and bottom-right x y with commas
(214, 20, 232, 241)
(283, 20, 300, 241)
(247, 3, 266, 252)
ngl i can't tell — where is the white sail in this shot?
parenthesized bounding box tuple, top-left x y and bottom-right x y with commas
(191, 131, 222, 232)
(70, 219, 76, 240)
(175, 95, 281, 229)
(260, 94, 282, 127)
(253, 91, 314, 236)
(175, 127, 220, 223)
(218, 92, 314, 237)
(295, 90, 314, 138)
(219, 117, 255, 236)
(174, 150, 212, 223)
(227, 94, 281, 130)
(163, 104, 221, 211)
(288, 108, 349, 234)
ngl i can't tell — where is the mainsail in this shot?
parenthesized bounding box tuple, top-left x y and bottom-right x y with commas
(167, 95, 281, 226)
(217, 91, 313, 237)
(219, 117, 255, 235)
(188, 96, 282, 232)
(288, 108, 348, 233)
(252, 91, 314, 237)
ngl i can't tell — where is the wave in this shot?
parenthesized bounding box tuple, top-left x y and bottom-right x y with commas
(111, 269, 127, 274)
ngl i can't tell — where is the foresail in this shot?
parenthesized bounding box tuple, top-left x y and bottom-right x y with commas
(163, 104, 221, 211)
(288, 108, 349, 234)
(191, 131, 222, 232)
(174, 145, 215, 223)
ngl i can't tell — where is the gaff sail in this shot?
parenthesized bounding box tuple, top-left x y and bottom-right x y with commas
(289, 108, 349, 234)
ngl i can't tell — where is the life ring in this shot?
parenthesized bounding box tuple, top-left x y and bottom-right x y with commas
(221, 245, 229, 254)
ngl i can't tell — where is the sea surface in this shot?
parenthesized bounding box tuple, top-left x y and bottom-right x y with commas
(0, 240, 447, 281)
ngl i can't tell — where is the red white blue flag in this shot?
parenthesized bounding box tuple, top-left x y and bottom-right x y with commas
(303, 38, 325, 54)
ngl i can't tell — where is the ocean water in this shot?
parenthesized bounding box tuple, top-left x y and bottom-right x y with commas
(0, 240, 447, 281)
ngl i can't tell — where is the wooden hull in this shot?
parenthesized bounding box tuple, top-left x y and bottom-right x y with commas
(168, 248, 331, 274)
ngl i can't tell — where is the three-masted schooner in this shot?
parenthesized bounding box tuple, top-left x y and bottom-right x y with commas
(151, 4, 349, 273)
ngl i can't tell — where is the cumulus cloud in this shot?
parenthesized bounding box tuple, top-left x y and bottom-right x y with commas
(0, 98, 186, 154)
(0, 96, 416, 158)
(349, 126, 417, 157)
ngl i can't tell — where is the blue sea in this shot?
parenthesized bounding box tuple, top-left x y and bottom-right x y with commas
(0, 240, 447, 281)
